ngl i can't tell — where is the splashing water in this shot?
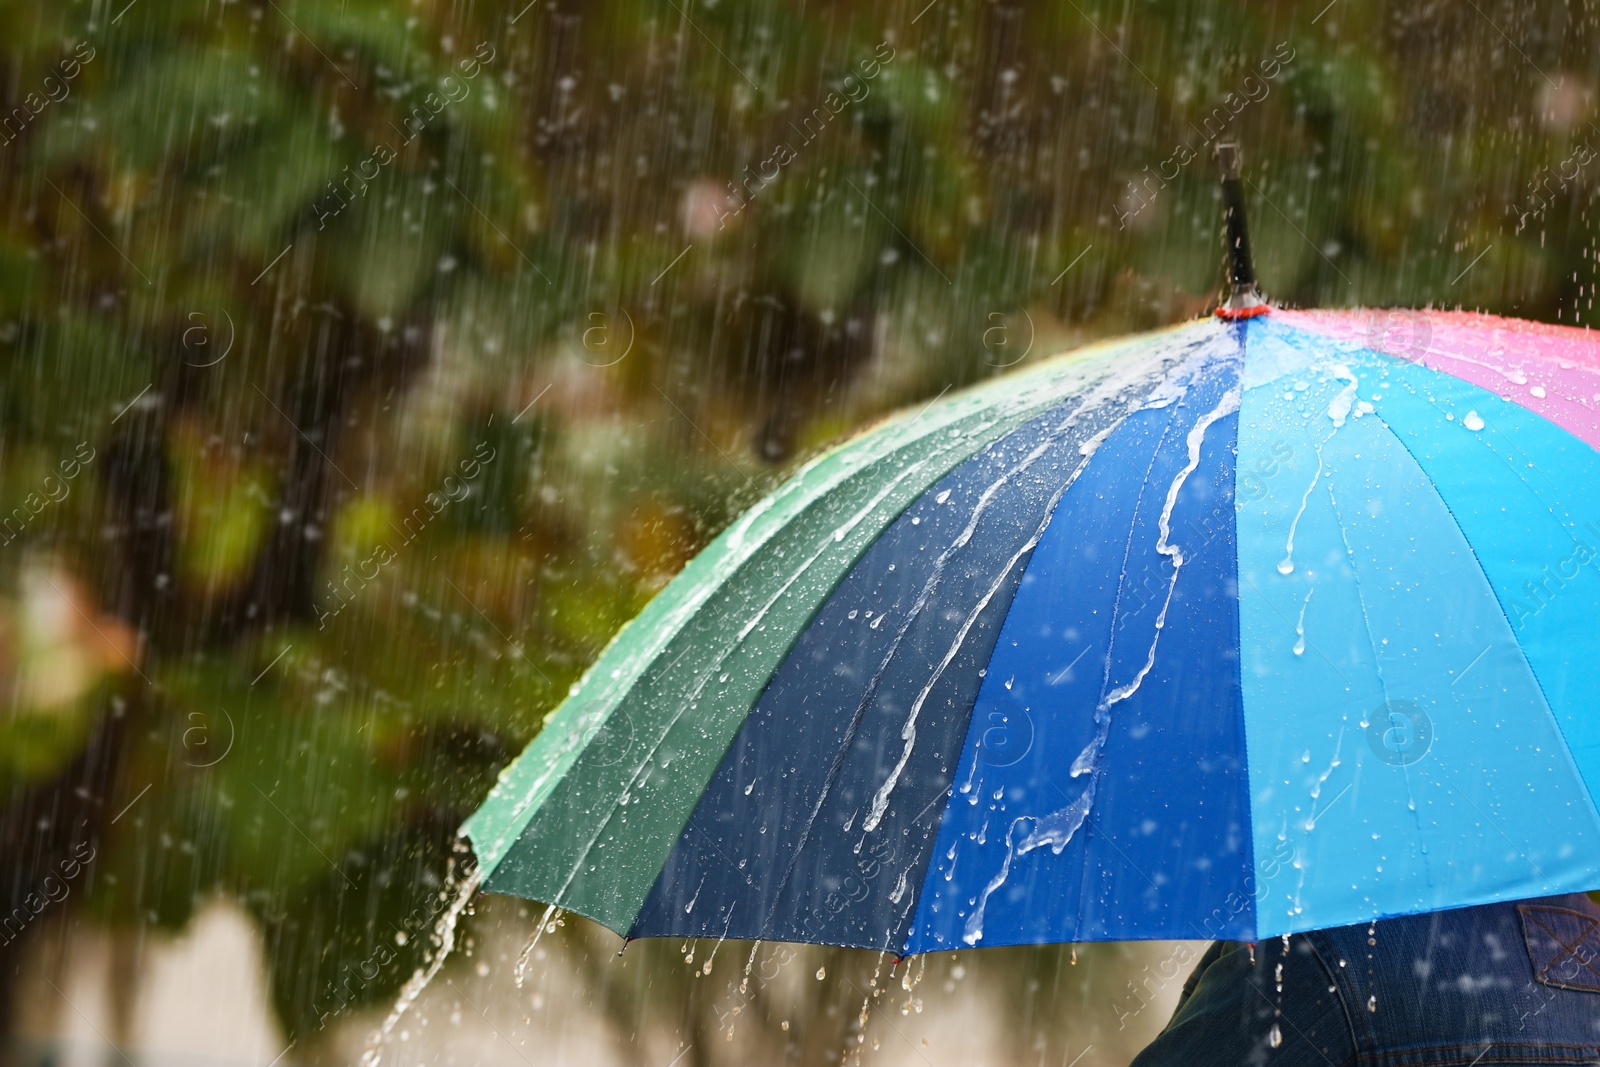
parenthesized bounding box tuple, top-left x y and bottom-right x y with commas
(701, 912, 735, 976)
(359, 859, 482, 1067)
(899, 954, 927, 1015)
(835, 951, 891, 1066)
(513, 902, 563, 987)
(739, 940, 763, 996)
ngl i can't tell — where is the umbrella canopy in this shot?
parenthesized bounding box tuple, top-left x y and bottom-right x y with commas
(464, 308, 1600, 955)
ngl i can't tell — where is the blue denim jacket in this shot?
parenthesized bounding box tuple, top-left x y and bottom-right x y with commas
(1131, 894, 1600, 1066)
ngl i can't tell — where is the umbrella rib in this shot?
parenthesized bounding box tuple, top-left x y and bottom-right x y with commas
(1056, 382, 1182, 936)
(1361, 397, 1600, 834)
(508, 334, 1193, 935)
(1322, 471, 1535, 900)
(1092, 378, 1175, 706)
(546, 419, 1037, 931)
(859, 345, 1208, 946)
(754, 434, 1074, 922)
(756, 391, 1123, 941)
(1443, 780, 1553, 889)
(1381, 365, 1570, 539)
(1238, 572, 1350, 685)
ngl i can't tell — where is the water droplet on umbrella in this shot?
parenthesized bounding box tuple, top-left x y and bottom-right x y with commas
(1463, 410, 1485, 431)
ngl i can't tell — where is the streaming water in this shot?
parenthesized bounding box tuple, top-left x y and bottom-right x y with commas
(960, 377, 1241, 947)
(359, 859, 482, 1067)
(859, 340, 1197, 832)
(512, 902, 563, 988)
(1279, 434, 1330, 576)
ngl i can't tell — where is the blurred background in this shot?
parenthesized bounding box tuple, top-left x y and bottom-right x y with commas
(0, 0, 1594, 1063)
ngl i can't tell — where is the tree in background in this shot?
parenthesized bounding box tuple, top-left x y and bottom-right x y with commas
(0, 0, 1594, 1058)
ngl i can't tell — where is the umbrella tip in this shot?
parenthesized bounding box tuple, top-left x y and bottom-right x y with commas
(1216, 142, 1242, 180)
(1214, 143, 1269, 321)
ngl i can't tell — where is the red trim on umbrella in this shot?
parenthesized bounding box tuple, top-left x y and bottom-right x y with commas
(1214, 304, 1271, 321)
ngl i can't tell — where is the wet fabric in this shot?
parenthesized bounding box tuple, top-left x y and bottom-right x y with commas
(1131, 893, 1600, 1067)
(629, 346, 1175, 950)
(1236, 321, 1600, 936)
(467, 310, 1600, 956)
(466, 324, 1203, 932)
(908, 337, 1252, 950)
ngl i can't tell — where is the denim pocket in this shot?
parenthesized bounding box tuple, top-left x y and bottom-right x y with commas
(1518, 904, 1600, 993)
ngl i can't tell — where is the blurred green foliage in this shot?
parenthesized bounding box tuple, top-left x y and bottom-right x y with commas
(1, 0, 1597, 1045)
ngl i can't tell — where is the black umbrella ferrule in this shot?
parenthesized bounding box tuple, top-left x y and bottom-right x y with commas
(1215, 143, 1268, 319)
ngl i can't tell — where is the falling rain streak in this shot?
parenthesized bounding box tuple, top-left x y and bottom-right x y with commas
(8, 1, 1600, 1065)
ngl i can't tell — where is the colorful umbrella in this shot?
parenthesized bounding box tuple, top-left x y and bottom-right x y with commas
(464, 161, 1600, 956)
